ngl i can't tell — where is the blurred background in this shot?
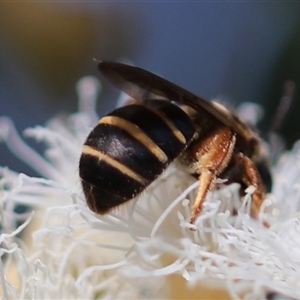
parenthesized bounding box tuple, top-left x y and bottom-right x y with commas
(1, 3, 300, 299)
(1, 2, 300, 176)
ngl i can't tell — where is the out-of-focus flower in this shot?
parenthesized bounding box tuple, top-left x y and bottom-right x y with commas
(0, 77, 300, 300)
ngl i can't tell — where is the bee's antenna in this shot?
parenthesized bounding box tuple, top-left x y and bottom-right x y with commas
(269, 81, 295, 133)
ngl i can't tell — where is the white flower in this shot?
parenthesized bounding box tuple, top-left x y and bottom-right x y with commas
(1, 77, 300, 300)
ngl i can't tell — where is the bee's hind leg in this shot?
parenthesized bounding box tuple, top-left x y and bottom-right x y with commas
(188, 126, 236, 225)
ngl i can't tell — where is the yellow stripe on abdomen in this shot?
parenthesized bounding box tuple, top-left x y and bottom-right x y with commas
(99, 116, 168, 163)
(82, 145, 148, 185)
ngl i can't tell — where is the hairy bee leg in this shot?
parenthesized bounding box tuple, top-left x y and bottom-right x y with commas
(238, 153, 266, 219)
(189, 126, 236, 225)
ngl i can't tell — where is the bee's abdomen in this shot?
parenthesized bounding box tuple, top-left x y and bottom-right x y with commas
(79, 101, 195, 214)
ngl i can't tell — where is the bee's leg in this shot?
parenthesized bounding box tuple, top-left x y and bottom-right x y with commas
(236, 153, 266, 219)
(189, 126, 236, 224)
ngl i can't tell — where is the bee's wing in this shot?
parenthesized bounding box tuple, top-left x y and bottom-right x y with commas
(98, 61, 248, 136)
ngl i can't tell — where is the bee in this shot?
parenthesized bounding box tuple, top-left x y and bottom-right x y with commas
(79, 61, 271, 225)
